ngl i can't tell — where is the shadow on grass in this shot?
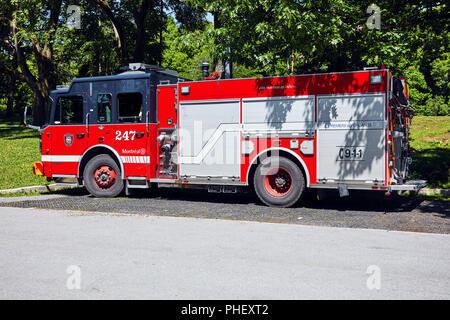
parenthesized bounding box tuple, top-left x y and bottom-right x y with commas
(0, 114, 40, 138)
(0, 124, 40, 139)
(46, 187, 89, 196)
(409, 147, 449, 189)
(4, 134, 40, 140)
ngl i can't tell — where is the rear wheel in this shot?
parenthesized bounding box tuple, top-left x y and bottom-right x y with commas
(253, 157, 305, 207)
(83, 154, 124, 197)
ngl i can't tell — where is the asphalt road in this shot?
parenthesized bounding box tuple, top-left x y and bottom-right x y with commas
(0, 206, 449, 299)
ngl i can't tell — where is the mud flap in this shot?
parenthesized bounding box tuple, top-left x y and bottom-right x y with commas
(338, 183, 349, 197)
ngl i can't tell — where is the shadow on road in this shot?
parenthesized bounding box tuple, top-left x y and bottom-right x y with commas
(2, 185, 448, 234)
(48, 186, 448, 217)
(5, 185, 449, 218)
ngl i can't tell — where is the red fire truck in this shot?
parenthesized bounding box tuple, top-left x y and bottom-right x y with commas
(27, 63, 425, 207)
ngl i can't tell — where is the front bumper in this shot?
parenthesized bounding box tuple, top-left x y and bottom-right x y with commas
(33, 162, 44, 176)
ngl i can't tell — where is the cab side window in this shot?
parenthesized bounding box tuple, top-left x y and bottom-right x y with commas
(117, 92, 143, 123)
(55, 96, 83, 124)
(97, 94, 112, 123)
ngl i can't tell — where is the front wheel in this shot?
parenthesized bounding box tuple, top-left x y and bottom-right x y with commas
(83, 154, 124, 197)
(253, 157, 305, 207)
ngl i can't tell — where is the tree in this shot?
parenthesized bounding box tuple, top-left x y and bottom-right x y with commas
(93, 0, 130, 64)
(92, 0, 207, 66)
(429, 52, 449, 115)
(1, 0, 63, 126)
(185, 0, 353, 75)
(184, 0, 448, 115)
(0, 17, 18, 118)
(55, 0, 122, 78)
(0, 0, 447, 120)
(162, 17, 212, 80)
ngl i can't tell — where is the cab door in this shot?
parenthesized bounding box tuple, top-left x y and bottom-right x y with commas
(115, 80, 149, 178)
(49, 94, 88, 176)
(87, 81, 116, 156)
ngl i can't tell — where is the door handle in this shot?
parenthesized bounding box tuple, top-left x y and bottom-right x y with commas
(86, 113, 89, 135)
(76, 133, 85, 139)
(146, 111, 150, 136)
(136, 132, 145, 139)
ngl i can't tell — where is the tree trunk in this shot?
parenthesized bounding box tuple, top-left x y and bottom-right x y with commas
(29, 51, 54, 126)
(32, 90, 47, 127)
(133, 20, 146, 63)
(212, 12, 223, 77)
(10, 0, 61, 127)
(132, 0, 153, 63)
(211, 11, 232, 78)
(5, 75, 15, 118)
(159, 0, 163, 65)
(95, 0, 129, 65)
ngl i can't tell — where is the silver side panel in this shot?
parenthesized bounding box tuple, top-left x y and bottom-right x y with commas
(179, 96, 315, 179)
(179, 100, 241, 177)
(242, 96, 315, 133)
(317, 93, 385, 122)
(317, 93, 386, 182)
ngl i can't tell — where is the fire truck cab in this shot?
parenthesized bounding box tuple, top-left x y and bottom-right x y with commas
(30, 63, 426, 207)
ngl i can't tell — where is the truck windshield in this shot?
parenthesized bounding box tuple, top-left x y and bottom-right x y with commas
(118, 92, 143, 123)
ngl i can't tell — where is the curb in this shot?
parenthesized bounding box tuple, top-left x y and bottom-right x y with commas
(0, 184, 79, 195)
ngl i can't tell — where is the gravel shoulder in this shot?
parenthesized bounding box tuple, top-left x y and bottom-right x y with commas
(0, 188, 448, 234)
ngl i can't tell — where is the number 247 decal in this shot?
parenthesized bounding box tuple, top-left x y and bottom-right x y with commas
(116, 130, 136, 141)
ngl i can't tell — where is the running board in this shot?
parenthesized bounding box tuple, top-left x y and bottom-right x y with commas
(126, 179, 150, 189)
(54, 177, 78, 186)
(389, 180, 427, 191)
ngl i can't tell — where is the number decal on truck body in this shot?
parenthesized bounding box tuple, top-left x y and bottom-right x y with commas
(115, 130, 136, 141)
(337, 147, 364, 161)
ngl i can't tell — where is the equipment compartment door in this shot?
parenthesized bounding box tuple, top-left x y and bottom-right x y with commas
(316, 93, 386, 183)
(178, 99, 241, 178)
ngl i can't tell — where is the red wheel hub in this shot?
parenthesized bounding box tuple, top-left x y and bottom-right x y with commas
(94, 165, 117, 189)
(263, 167, 293, 197)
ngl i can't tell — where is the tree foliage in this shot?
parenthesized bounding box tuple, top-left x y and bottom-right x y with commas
(0, 0, 448, 120)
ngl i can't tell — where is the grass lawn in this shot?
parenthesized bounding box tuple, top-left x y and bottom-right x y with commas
(0, 116, 49, 189)
(0, 114, 448, 191)
(409, 116, 450, 189)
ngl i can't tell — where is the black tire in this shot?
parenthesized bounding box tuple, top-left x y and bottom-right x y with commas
(253, 157, 305, 207)
(83, 154, 124, 198)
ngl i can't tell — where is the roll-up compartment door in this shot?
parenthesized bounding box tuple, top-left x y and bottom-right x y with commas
(178, 99, 241, 178)
(316, 93, 386, 182)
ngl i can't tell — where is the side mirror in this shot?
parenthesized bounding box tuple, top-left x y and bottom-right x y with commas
(23, 106, 31, 125)
(23, 107, 41, 131)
